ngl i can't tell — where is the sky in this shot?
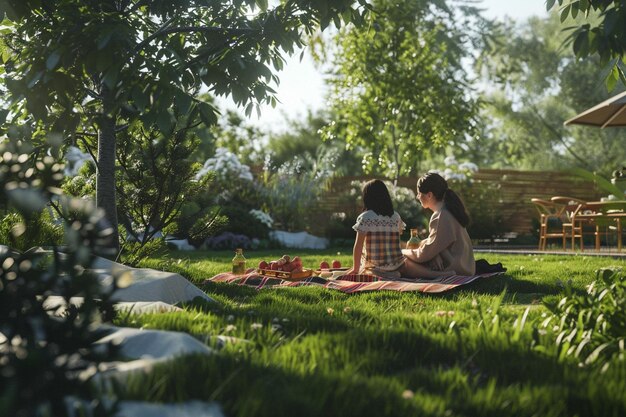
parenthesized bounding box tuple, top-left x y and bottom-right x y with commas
(228, 1, 551, 132)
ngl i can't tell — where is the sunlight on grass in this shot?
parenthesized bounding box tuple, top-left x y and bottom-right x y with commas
(115, 250, 626, 417)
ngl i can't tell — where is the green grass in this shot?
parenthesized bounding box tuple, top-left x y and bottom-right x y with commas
(114, 250, 626, 417)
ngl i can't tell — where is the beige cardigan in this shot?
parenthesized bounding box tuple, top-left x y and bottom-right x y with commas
(406, 208, 475, 276)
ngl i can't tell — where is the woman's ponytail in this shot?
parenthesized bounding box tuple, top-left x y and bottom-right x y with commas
(443, 188, 470, 227)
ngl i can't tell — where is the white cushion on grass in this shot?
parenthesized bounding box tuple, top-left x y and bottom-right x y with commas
(23, 251, 212, 305)
(90, 256, 213, 304)
(94, 326, 213, 360)
(115, 401, 225, 417)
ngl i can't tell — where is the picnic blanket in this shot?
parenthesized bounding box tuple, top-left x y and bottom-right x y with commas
(206, 270, 503, 294)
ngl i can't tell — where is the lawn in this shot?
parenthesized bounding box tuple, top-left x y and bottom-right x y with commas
(115, 250, 626, 417)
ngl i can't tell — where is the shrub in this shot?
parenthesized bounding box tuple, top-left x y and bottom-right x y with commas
(115, 124, 223, 246)
(260, 152, 335, 232)
(324, 214, 357, 241)
(0, 209, 64, 251)
(220, 205, 270, 239)
(205, 232, 253, 250)
(0, 136, 118, 416)
(535, 268, 626, 371)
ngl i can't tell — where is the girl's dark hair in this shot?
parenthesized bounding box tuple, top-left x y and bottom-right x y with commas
(417, 172, 470, 227)
(362, 179, 395, 217)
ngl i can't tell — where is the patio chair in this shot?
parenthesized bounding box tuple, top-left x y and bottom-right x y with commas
(531, 198, 568, 251)
(610, 213, 626, 252)
(550, 196, 587, 251)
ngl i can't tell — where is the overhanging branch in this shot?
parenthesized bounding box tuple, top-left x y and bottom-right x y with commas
(134, 25, 260, 53)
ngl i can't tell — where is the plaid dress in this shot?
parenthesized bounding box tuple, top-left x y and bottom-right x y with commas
(353, 210, 405, 273)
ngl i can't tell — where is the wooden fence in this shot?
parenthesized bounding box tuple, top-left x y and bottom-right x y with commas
(309, 169, 605, 237)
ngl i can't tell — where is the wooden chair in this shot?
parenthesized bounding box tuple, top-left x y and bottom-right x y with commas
(550, 196, 587, 251)
(531, 198, 567, 251)
(610, 213, 626, 252)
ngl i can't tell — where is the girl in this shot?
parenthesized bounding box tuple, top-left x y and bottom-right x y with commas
(345, 179, 405, 279)
(402, 172, 475, 277)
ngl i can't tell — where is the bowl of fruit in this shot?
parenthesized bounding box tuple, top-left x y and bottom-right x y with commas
(257, 255, 313, 281)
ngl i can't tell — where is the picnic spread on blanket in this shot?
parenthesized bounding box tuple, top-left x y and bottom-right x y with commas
(206, 268, 504, 294)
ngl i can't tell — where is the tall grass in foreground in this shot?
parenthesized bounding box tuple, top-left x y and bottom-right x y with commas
(116, 252, 626, 417)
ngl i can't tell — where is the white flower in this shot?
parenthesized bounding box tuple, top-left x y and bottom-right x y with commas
(249, 209, 273, 227)
(196, 147, 254, 182)
(444, 155, 457, 166)
(459, 162, 479, 172)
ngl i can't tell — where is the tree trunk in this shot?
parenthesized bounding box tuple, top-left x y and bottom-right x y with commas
(96, 90, 120, 255)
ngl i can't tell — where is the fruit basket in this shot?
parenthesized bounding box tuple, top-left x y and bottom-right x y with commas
(257, 268, 313, 281)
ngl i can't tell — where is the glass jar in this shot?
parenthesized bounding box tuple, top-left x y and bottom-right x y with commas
(406, 229, 421, 249)
(232, 248, 246, 275)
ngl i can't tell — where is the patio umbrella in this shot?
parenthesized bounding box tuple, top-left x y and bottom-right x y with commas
(564, 90, 626, 128)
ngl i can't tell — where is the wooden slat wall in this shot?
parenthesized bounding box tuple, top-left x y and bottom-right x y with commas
(308, 170, 605, 236)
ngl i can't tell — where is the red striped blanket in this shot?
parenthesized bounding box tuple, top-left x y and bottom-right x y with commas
(205, 270, 503, 294)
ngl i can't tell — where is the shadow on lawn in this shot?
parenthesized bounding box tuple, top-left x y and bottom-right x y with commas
(441, 273, 588, 302)
(116, 323, 619, 417)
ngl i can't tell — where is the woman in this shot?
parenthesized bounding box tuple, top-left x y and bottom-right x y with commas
(401, 172, 475, 278)
(345, 179, 405, 279)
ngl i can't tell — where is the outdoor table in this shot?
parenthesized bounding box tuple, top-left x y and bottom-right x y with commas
(581, 200, 626, 251)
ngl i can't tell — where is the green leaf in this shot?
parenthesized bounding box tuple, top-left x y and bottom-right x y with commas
(156, 109, 174, 134)
(197, 101, 218, 126)
(97, 32, 113, 50)
(573, 31, 588, 58)
(546, 0, 557, 11)
(175, 91, 192, 114)
(606, 64, 618, 92)
(568, 167, 624, 199)
(0, 108, 8, 124)
(46, 51, 61, 70)
(603, 9, 617, 35)
(560, 4, 571, 23)
(131, 87, 150, 112)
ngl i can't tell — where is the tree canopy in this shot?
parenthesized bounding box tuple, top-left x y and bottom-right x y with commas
(322, 0, 489, 180)
(547, 0, 626, 90)
(475, 11, 626, 174)
(0, 0, 369, 250)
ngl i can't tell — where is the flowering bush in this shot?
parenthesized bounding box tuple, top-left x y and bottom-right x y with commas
(260, 156, 335, 231)
(195, 148, 265, 240)
(249, 209, 273, 228)
(439, 155, 479, 183)
(347, 180, 424, 231)
(196, 147, 254, 182)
